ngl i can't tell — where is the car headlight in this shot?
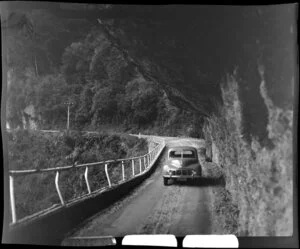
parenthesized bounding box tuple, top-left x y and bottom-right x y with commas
(191, 170, 196, 175)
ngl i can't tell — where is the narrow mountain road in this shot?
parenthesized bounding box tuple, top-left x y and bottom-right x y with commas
(62, 137, 221, 241)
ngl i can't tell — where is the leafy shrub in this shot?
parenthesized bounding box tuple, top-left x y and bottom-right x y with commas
(7, 130, 148, 220)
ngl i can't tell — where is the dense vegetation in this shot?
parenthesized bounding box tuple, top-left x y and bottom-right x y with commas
(4, 5, 203, 137)
(3, 3, 295, 236)
(8, 129, 148, 220)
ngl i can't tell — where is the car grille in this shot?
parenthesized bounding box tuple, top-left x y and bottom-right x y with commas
(171, 169, 193, 175)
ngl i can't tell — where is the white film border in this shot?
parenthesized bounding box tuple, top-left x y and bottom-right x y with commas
(183, 235, 239, 248)
(122, 235, 177, 247)
(122, 234, 239, 247)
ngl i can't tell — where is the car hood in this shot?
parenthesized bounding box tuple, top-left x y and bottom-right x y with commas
(167, 158, 198, 169)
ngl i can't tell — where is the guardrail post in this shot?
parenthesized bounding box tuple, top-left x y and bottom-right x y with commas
(105, 163, 111, 187)
(84, 166, 91, 194)
(146, 155, 148, 168)
(55, 171, 65, 206)
(9, 175, 17, 224)
(122, 161, 125, 181)
(132, 160, 135, 176)
(139, 158, 142, 173)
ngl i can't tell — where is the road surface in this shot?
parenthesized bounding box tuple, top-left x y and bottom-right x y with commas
(62, 137, 220, 244)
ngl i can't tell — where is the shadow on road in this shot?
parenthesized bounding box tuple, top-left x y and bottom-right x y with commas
(168, 176, 225, 187)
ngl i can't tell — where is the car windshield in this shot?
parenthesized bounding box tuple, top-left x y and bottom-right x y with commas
(169, 150, 196, 158)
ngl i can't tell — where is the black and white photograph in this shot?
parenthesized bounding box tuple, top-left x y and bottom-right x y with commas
(1, 2, 297, 247)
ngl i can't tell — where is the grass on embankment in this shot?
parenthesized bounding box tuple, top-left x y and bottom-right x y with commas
(7, 129, 148, 220)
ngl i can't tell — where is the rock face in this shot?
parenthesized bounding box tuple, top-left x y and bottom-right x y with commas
(203, 68, 293, 236)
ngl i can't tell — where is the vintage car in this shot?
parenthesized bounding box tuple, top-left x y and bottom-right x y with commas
(163, 146, 202, 185)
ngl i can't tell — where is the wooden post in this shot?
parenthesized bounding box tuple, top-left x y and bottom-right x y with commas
(9, 175, 17, 223)
(132, 160, 135, 176)
(139, 158, 142, 173)
(84, 166, 91, 194)
(55, 171, 65, 206)
(122, 161, 125, 181)
(105, 164, 111, 187)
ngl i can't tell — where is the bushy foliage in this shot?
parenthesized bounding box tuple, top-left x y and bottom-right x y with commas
(124, 79, 160, 126)
(5, 9, 199, 134)
(5, 7, 214, 136)
(5, 8, 93, 129)
(7, 130, 148, 220)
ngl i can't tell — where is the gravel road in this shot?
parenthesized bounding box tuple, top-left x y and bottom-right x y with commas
(62, 137, 222, 243)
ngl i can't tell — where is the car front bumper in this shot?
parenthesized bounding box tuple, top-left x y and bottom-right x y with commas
(163, 175, 201, 179)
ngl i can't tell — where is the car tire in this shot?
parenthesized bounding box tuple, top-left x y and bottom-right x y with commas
(198, 168, 202, 177)
(163, 177, 169, 186)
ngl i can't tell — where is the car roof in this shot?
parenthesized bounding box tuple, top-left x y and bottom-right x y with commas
(168, 146, 197, 152)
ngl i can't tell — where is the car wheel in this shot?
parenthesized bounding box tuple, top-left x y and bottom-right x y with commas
(198, 168, 202, 177)
(163, 177, 169, 186)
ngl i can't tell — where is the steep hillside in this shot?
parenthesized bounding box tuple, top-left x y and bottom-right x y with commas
(3, 4, 204, 137)
(2, 3, 296, 235)
(203, 69, 293, 236)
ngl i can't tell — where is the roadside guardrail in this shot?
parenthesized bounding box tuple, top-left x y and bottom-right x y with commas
(8, 135, 165, 225)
